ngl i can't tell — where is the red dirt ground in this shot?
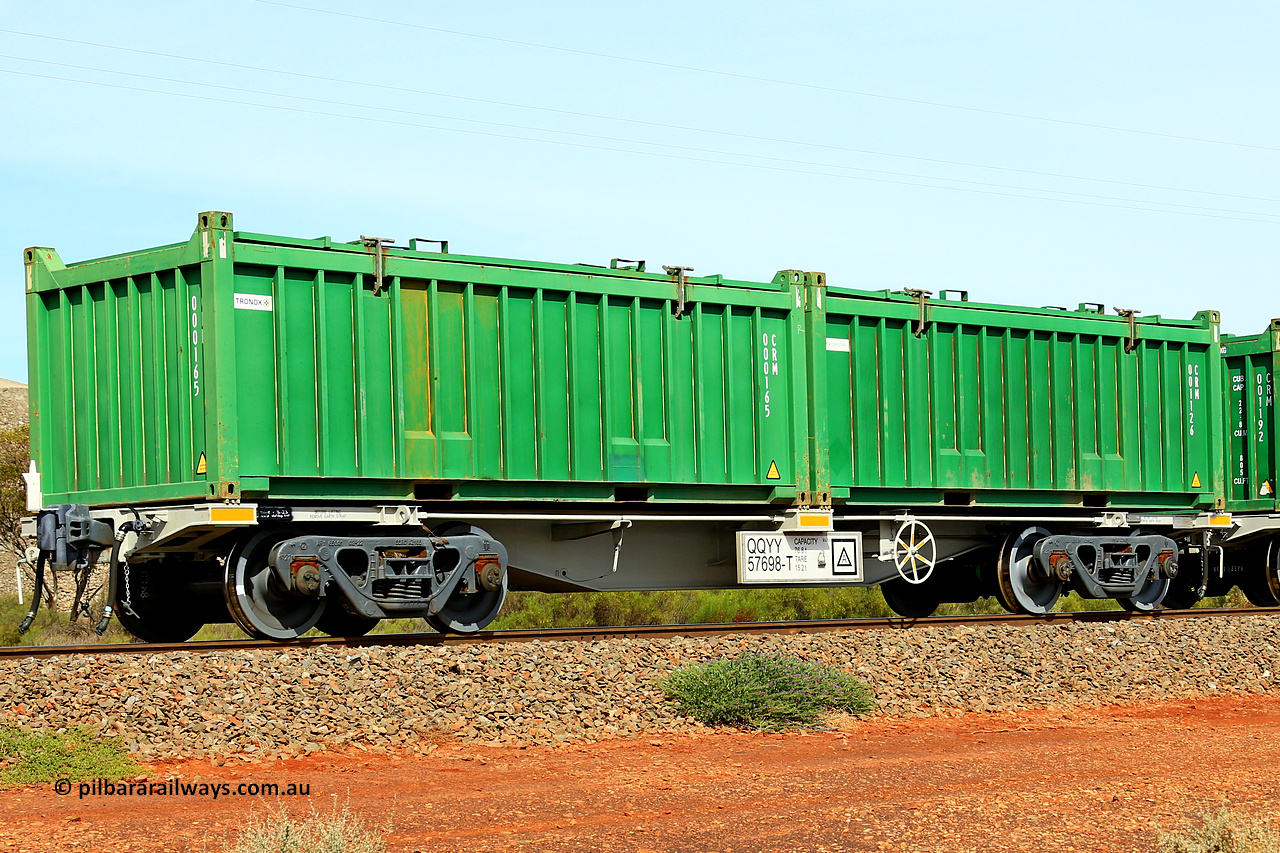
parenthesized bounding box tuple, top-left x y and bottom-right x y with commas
(3, 694, 1279, 852)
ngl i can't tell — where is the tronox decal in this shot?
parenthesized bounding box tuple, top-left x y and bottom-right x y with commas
(233, 293, 274, 311)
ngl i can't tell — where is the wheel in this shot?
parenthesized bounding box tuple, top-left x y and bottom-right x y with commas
(315, 604, 379, 637)
(112, 559, 211, 643)
(425, 524, 508, 634)
(425, 571, 507, 634)
(993, 526, 1061, 615)
(115, 603, 203, 643)
(1116, 528, 1171, 612)
(1240, 577, 1280, 608)
(891, 518, 937, 585)
(880, 577, 940, 618)
(224, 530, 326, 640)
(1161, 551, 1203, 610)
(1268, 539, 1280, 604)
(1240, 539, 1280, 607)
(1118, 573, 1171, 611)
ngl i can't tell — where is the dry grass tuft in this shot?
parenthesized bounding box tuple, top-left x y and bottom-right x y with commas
(225, 804, 390, 853)
(1160, 807, 1280, 853)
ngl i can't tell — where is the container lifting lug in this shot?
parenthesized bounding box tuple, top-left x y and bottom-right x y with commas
(663, 265, 694, 318)
(360, 235, 394, 296)
(904, 289, 931, 337)
(1116, 308, 1140, 353)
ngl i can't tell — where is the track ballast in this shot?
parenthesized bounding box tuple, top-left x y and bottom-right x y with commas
(3, 606, 1270, 660)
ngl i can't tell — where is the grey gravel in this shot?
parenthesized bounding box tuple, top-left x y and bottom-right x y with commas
(3, 615, 1279, 761)
(0, 380, 27, 432)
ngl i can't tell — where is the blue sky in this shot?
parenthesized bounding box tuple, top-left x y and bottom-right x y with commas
(1, 0, 1276, 382)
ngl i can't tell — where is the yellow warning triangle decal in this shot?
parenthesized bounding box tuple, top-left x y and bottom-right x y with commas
(1191, 472, 1202, 489)
(196, 452, 207, 475)
(766, 460, 781, 480)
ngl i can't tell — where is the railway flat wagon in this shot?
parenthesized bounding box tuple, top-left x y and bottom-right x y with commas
(18, 213, 1234, 641)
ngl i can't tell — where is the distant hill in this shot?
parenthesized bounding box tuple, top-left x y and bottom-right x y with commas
(0, 380, 27, 431)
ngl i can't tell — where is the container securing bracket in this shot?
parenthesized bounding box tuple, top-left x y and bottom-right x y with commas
(663, 265, 694, 318)
(1116, 308, 1140, 353)
(360, 236, 394, 295)
(904, 289, 931, 337)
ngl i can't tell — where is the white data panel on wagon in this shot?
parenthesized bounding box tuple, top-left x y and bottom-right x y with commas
(736, 532, 862, 583)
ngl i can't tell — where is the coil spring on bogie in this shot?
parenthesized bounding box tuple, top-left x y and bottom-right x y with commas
(371, 578, 430, 602)
(1099, 566, 1136, 585)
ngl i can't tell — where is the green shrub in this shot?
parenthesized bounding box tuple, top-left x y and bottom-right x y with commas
(489, 586, 900, 629)
(0, 425, 31, 567)
(1159, 807, 1279, 853)
(662, 651, 875, 730)
(0, 726, 138, 787)
(226, 805, 389, 853)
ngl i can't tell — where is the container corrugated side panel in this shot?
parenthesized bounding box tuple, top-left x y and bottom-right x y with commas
(1223, 327, 1278, 512)
(821, 292, 1222, 508)
(226, 238, 808, 501)
(25, 244, 209, 505)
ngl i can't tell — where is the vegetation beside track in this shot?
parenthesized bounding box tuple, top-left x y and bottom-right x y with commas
(0, 725, 138, 788)
(662, 651, 875, 730)
(226, 804, 389, 853)
(0, 425, 30, 568)
(1159, 806, 1280, 853)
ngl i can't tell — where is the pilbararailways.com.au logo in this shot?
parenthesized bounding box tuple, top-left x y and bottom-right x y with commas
(54, 778, 311, 799)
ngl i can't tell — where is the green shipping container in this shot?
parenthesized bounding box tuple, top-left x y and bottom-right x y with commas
(1223, 322, 1279, 512)
(25, 212, 814, 507)
(24, 212, 1226, 515)
(811, 287, 1224, 510)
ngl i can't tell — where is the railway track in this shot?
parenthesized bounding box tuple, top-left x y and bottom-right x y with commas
(2, 606, 1274, 660)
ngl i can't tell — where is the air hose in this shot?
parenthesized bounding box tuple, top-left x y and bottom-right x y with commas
(95, 521, 138, 636)
(17, 552, 48, 634)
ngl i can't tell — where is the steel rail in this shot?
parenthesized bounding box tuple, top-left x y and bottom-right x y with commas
(1, 607, 1275, 661)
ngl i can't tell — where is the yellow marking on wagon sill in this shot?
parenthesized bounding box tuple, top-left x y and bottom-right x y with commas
(210, 506, 256, 523)
(1191, 472, 1202, 489)
(195, 452, 207, 475)
(1210, 514, 1232, 526)
(799, 514, 829, 528)
(766, 460, 781, 480)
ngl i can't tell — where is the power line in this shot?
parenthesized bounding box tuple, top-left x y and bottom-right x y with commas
(1, 27, 1274, 205)
(3, 66, 1275, 226)
(256, 0, 1280, 155)
(6, 52, 1274, 220)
